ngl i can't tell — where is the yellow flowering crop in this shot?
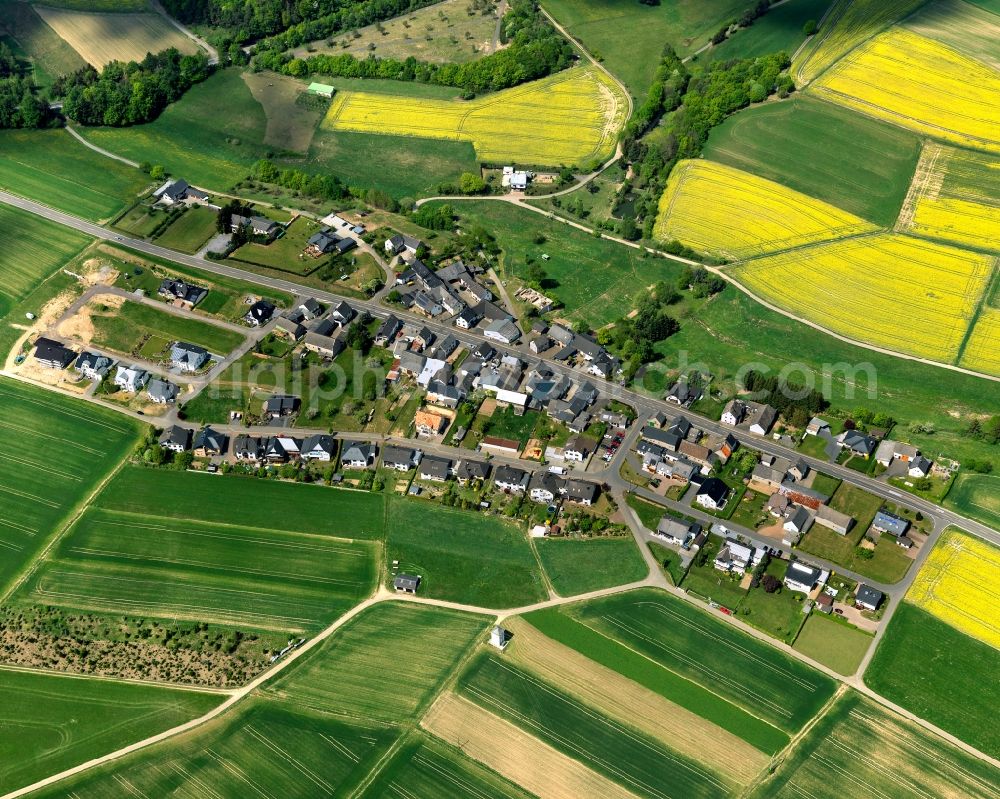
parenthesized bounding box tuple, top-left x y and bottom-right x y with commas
(321, 67, 628, 166)
(793, 0, 926, 84)
(731, 233, 994, 364)
(812, 29, 1000, 152)
(652, 160, 877, 260)
(960, 309, 1000, 377)
(909, 530, 1000, 650)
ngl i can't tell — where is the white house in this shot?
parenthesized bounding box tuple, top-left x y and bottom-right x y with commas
(695, 478, 730, 511)
(714, 538, 754, 572)
(114, 365, 149, 393)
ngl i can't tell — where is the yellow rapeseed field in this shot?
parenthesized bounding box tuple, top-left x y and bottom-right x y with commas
(731, 233, 994, 363)
(652, 160, 877, 259)
(321, 66, 628, 166)
(812, 29, 1000, 153)
(960, 309, 1000, 377)
(909, 530, 1000, 650)
(793, 0, 926, 84)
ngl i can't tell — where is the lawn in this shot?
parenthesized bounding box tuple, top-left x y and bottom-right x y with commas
(701, 95, 920, 226)
(440, 200, 672, 326)
(738, 559, 808, 644)
(0, 378, 142, 596)
(262, 602, 488, 721)
(26, 698, 399, 799)
(681, 540, 748, 609)
(542, 0, 753, 95)
(21, 506, 378, 633)
(561, 589, 837, 734)
(534, 537, 647, 595)
(455, 652, 739, 799)
(793, 612, 873, 675)
(385, 498, 546, 607)
(523, 602, 789, 754)
(703, 0, 833, 64)
(945, 472, 1000, 532)
(728, 488, 771, 529)
(0, 204, 91, 320)
(808, 471, 842, 496)
(647, 541, 688, 585)
(88, 299, 245, 356)
(748, 690, 1000, 799)
(624, 493, 668, 530)
(829, 482, 883, 530)
(0, 667, 220, 795)
(229, 215, 326, 273)
(152, 205, 219, 253)
(481, 405, 539, 446)
(99, 467, 387, 539)
(0, 129, 151, 221)
(864, 602, 1000, 759)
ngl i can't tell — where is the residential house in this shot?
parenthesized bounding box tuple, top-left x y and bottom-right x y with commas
(721, 399, 776, 435)
(814, 504, 854, 535)
(375, 314, 403, 346)
(418, 456, 452, 482)
(233, 434, 265, 462)
(264, 394, 299, 418)
(382, 445, 421, 471)
(75, 351, 113, 381)
(714, 538, 754, 573)
(484, 318, 521, 344)
(244, 299, 276, 327)
(454, 305, 482, 329)
(393, 573, 420, 593)
(766, 493, 791, 517)
(529, 471, 564, 503)
(721, 399, 746, 426)
(480, 436, 521, 457)
(426, 380, 464, 408)
(805, 417, 830, 436)
(695, 478, 730, 511)
(749, 405, 777, 436)
(678, 440, 715, 473)
(838, 429, 878, 459)
(856, 584, 883, 611)
(33, 337, 75, 369)
(170, 342, 210, 373)
(784, 506, 813, 535)
(159, 425, 191, 453)
(428, 334, 458, 360)
(303, 332, 343, 358)
(648, 411, 668, 429)
(114, 365, 149, 393)
(384, 233, 423, 257)
(816, 593, 833, 614)
(414, 408, 447, 436)
(655, 518, 703, 550)
(304, 228, 340, 256)
(455, 459, 491, 485)
(193, 427, 228, 458)
(787, 460, 810, 482)
(784, 559, 823, 594)
(158, 279, 207, 308)
(301, 434, 336, 461)
(153, 178, 207, 205)
(563, 479, 598, 506)
(908, 456, 932, 478)
(529, 335, 552, 354)
(330, 301, 356, 326)
(875, 439, 921, 467)
(564, 435, 596, 463)
(872, 511, 910, 537)
(231, 214, 280, 239)
(666, 380, 703, 407)
(147, 378, 179, 404)
(494, 465, 529, 493)
(264, 436, 301, 463)
(273, 317, 305, 340)
(341, 441, 377, 469)
(599, 410, 631, 428)
(549, 324, 575, 347)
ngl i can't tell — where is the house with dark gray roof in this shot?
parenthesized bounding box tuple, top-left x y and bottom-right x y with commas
(456, 459, 491, 484)
(33, 337, 75, 369)
(159, 425, 192, 453)
(245, 299, 276, 327)
(301, 434, 336, 461)
(563, 479, 598, 506)
(341, 441, 376, 469)
(393, 573, 420, 593)
(264, 394, 299, 417)
(193, 427, 228, 457)
(494, 465, 529, 493)
(234, 434, 265, 462)
(158, 279, 208, 308)
(305, 228, 340, 255)
(382, 445, 421, 471)
(856, 584, 883, 611)
(375, 314, 403, 345)
(418, 455, 452, 482)
(75, 351, 114, 381)
(170, 342, 209, 373)
(147, 378, 179, 404)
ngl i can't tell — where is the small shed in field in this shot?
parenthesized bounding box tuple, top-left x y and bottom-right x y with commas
(307, 82, 335, 98)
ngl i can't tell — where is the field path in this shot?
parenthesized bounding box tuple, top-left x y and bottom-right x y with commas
(149, 0, 219, 64)
(65, 126, 139, 168)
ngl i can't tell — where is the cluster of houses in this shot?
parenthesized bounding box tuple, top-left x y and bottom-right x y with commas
(637, 413, 738, 492)
(270, 297, 358, 359)
(33, 336, 202, 392)
(304, 226, 357, 258)
(720, 399, 777, 436)
(807, 417, 933, 478)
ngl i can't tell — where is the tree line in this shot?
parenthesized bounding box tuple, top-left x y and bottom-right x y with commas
(54, 49, 211, 127)
(253, 1, 573, 96)
(0, 42, 54, 129)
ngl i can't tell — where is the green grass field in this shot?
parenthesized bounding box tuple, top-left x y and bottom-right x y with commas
(0, 130, 151, 221)
(152, 205, 219, 253)
(360, 731, 537, 799)
(386, 498, 546, 607)
(26, 698, 400, 799)
(89, 299, 245, 356)
(542, 0, 753, 95)
(534, 537, 647, 595)
(440, 201, 670, 326)
(739, 560, 808, 643)
(263, 603, 487, 721)
(864, 601, 1000, 759)
(793, 612, 873, 675)
(0, 378, 141, 596)
(701, 95, 920, 226)
(0, 667, 220, 795)
(703, 0, 833, 64)
(99, 467, 386, 539)
(0, 204, 91, 320)
(456, 652, 738, 798)
(750, 690, 1000, 799)
(229, 216, 326, 272)
(945, 472, 1000, 532)
(21, 506, 378, 632)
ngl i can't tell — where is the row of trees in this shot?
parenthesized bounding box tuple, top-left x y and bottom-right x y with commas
(55, 49, 211, 127)
(250, 158, 350, 202)
(741, 369, 830, 429)
(255, 1, 573, 96)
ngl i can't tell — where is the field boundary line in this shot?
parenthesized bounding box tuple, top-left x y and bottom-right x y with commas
(0, 663, 233, 696)
(954, 262, 1000, 365)
(64, 126, 140, 168)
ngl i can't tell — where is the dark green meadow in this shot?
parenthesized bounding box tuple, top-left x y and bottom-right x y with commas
(864, 602, 1000, 759)
(98, 467, 387, 539)
(457, 652, 739, 799)
(702, 95, 920, 226)
(0, 378, 142, 595)
(0, 667, 220, 795)
(703, 0, 833, 64)
(534, 537, 648, 596)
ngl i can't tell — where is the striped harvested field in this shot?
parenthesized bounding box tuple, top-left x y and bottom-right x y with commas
(961, 308, 1000, 376)
(811, 28, 1000, 153)
(731, 233, 994, 364)
(653, 160, 877, 259)
(321, 66, 628, 167)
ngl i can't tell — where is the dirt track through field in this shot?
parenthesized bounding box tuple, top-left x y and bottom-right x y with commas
(421, 691, 641, 799)
(503, 617, 769, 783)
